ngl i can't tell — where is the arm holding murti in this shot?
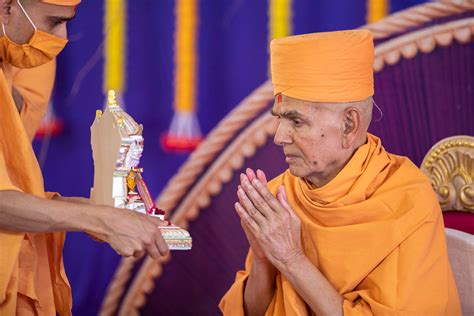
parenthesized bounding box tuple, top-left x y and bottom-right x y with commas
(0, 189, 169, 259)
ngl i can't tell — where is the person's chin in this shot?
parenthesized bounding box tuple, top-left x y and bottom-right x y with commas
(288, 164, 304, 178)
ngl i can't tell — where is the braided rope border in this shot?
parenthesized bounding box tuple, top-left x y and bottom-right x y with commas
(99, 1, 474, 315)
(99, 82, 274, 316)
(118, 110, 277, 316)
(362, 0, 473, 39)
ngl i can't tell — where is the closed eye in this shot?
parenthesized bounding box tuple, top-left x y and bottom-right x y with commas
(52, 20, 64, 27)
(292, 119, 302, 127)
(48, 15, 75, 28)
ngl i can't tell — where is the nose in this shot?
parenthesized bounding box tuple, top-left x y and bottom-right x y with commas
(273, 121, 292, 146)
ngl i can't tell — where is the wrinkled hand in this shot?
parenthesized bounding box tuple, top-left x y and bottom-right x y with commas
(235, 169, 303, 269)
(103, 207, 169, 260)
(235, 169, 268, 262)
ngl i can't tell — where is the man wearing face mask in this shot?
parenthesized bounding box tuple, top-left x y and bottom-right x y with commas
(0, 1, 170, 315)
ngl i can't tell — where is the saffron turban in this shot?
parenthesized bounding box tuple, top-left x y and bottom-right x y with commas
(270, 29, 374, 103)
(40, 0, 81, 5)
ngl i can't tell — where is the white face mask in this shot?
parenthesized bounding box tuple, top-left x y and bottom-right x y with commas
(0, 0, 68, 68)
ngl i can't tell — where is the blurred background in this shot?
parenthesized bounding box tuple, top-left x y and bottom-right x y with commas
(31, 0, 448, 314)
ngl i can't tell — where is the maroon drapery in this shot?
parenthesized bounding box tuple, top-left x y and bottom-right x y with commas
(370, 41, 473, 165)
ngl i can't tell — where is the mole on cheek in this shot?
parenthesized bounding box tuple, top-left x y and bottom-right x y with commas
(321, 134, 325, 137)
(312, 160, 318, 165)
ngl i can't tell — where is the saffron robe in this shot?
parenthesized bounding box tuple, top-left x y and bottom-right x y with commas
(0, 61, 72, 315)
(220, 134, 461, 315)
(13, 60, 56, 141)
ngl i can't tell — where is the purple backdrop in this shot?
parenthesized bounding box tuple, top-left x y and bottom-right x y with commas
(29, 0, 474, 315)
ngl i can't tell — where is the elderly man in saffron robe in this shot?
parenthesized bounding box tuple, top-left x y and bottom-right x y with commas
(220, 30, 461, 316)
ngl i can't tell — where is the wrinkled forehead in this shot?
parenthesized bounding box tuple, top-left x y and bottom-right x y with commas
(272, 94, 343, 115)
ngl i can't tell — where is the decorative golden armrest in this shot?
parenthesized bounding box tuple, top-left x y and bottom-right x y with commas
(420, 135, 474, 212)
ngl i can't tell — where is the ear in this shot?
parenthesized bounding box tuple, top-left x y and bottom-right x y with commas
(1, 0, 12, 25)
(341, 106, 361, 149)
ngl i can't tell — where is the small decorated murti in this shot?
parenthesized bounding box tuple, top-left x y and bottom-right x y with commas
(90, 90, 192, 250)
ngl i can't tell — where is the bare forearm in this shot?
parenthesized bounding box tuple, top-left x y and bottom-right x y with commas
(244, 259, 276, 316)
(278, 255, 343, 316)
(54, 195, 90, 205)
(0, 190, 111, 234)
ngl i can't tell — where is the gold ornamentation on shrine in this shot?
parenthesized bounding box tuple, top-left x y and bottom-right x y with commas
(90, 90, 192, 250)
